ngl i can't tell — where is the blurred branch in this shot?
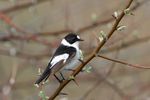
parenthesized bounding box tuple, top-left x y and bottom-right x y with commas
(0, 33, 55, 46)
(2, 0, 146, 59)
(80, 68, 127, 100)
(0, 35, 149, 60)
(52, 0, 150, 35)
(0, 0, 148, 60)
(0, 59, 19, 100)
(93, 68, 131, 100)
(33, 0, 149, 36)
(77, 0, 148, 33)
(0, 0, 147, 37)
(34, 30, 72, 36)
(80, 46, 126, 100)
(0, 49, 50, 59)
(48, 0, 134, 99)
(0, 11, 72, 36)
(0, 11, 27, 34)
(1, 0, 49, 13)
(80, 54, 117, 100)
(0, 0, 148, 14)
(102, 35, 150, 54)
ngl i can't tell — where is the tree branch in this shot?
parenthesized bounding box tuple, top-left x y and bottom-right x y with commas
(48, 0, 134, 99)
(97, 55, 150, 69)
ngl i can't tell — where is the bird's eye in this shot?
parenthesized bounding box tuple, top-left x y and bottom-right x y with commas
(77, 36, 80, 39)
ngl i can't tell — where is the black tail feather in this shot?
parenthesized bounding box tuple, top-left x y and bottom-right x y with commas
(35, 66, 51, 85)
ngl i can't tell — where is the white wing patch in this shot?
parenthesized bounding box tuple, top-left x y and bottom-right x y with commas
(50, 53, 69, 68)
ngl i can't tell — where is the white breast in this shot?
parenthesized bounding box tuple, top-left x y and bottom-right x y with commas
(60, 39, 81, 70)
(64, 49, 80, 69)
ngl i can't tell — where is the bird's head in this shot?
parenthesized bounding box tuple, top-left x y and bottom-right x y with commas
(61, 33, 83, 49)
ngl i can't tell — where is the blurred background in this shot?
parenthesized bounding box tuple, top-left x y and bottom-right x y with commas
(0, 0, 150, 100)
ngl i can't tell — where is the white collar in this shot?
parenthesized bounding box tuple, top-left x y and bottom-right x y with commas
(61, 39, 79, 50)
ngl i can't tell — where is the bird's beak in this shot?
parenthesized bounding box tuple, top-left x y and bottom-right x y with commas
(79, 39, 84, 41)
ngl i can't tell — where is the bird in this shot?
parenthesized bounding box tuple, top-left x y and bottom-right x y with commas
(35, 33, 83, 86)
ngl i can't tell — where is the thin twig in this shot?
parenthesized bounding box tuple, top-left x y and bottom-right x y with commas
(97, 55, 150, 69)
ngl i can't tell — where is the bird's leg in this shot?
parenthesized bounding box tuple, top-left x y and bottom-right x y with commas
(78, 59, 84, 64)
(78, 59, 86, 72)
(59, 72, 65, 81)
(54, 74, 62, 83)
(59, 92, 68, 96)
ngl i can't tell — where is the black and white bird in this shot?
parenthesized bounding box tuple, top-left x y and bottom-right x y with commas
(35, 33, 83, 85)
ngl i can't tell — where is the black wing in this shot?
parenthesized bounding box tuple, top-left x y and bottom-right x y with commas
(50, 45, 77, 72)
(51, 44, 77, 61)
(35, 63, 51, 85)
(35, 45, 76, 85)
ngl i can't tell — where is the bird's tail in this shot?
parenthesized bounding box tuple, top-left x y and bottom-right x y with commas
(35, 64, 52, 85)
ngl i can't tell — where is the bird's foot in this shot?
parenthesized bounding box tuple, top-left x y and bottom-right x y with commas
(78, 59, 84, 64)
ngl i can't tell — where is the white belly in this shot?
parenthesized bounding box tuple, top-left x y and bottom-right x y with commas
(64, 51, 80, 69)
